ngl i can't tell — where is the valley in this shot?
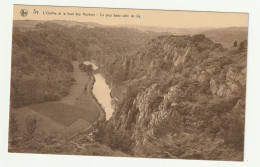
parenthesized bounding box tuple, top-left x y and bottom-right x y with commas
(9, 20, 247, 160)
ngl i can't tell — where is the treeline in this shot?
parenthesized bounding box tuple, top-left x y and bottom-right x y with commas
(233, 40, 248, 51)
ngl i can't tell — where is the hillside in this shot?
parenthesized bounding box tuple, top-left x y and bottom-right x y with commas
(95, 34, 247, 160)
(11, 22, 75, 108)
(10, 20, 159, 108)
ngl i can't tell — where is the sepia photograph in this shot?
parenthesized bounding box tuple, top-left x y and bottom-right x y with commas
(8, 4, 248, 161)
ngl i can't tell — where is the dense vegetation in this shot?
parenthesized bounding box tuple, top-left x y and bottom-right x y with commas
(10, 20, 247, 160)
(11, 23, 76, 107)
(10, 21, 158, 108)
(78, 63, 93, 74)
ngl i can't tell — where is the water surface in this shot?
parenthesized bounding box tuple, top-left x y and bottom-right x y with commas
(84, 61, 114, 120)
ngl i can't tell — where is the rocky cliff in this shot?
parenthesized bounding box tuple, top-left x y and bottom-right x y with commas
(100, 34, 246, 160)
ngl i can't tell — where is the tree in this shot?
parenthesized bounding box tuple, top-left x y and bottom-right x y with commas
(233, 41, 237, 47)
(238, 41, 245, 51)
(76, 51, 83, 61)
(86, 64, 94, 75)
(111, 67, 127, 87)
(191, 34, 206, 43)
(25, 115, 38, 138)
(9, 110, 19, 146)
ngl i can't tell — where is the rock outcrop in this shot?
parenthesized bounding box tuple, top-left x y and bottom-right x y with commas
(102, 34, 246, 160)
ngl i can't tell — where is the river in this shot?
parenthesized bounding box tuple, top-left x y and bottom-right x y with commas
(83, 61, 114, 120)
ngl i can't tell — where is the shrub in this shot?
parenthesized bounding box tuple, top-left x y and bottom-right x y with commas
(225, 100, 245, 150)
(233, 41, 237, 47)
(213, 43, 224, 51)
(9, 111, 18, 136)
(25, 115, 38, 137)
(158, 77, 174, 94)
(78, 62, 86, 71)
(238, 42, 244, 51)
(191, 34, 206, 43)
(9, 110, 19, 147)
(226, 112, 244, 150)
(107, 130, 133, 153)
(148, 94, 164, 112)
(153, 112, 181, 137)
(85, 64, 94, 75)
(99, 123, 133, 153)
(70, 77, 76, 83)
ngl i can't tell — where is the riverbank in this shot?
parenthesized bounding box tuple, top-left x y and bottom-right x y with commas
(9, 60, 126, 155)
(87, 76, 106, 122)
(98, 66, 126, 104)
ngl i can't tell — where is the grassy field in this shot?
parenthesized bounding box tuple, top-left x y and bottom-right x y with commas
(60, 61, 89, 106)
(8, 60, 127, 155)
(12, 61, 100, 137)
(11, 107, 67, 135)
(10, 107, 129, 156)
(29, 102, 98, 127)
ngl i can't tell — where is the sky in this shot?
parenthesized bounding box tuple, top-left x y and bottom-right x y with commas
(13, 5, 248, 28)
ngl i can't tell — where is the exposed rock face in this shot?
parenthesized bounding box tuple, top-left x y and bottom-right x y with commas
(104, 34, 246, 160)
(209, 67, 246, 98)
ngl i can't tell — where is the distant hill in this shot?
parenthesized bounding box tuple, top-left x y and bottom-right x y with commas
(13, 20, 248, 48)
(117, 25, 248, 46)
(114, 24, 213, 35)
(51, 20, 104, 28)
(201, 27, 248, 44)
(13, 20, 104, 31)
(13, 20, 44, 31)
